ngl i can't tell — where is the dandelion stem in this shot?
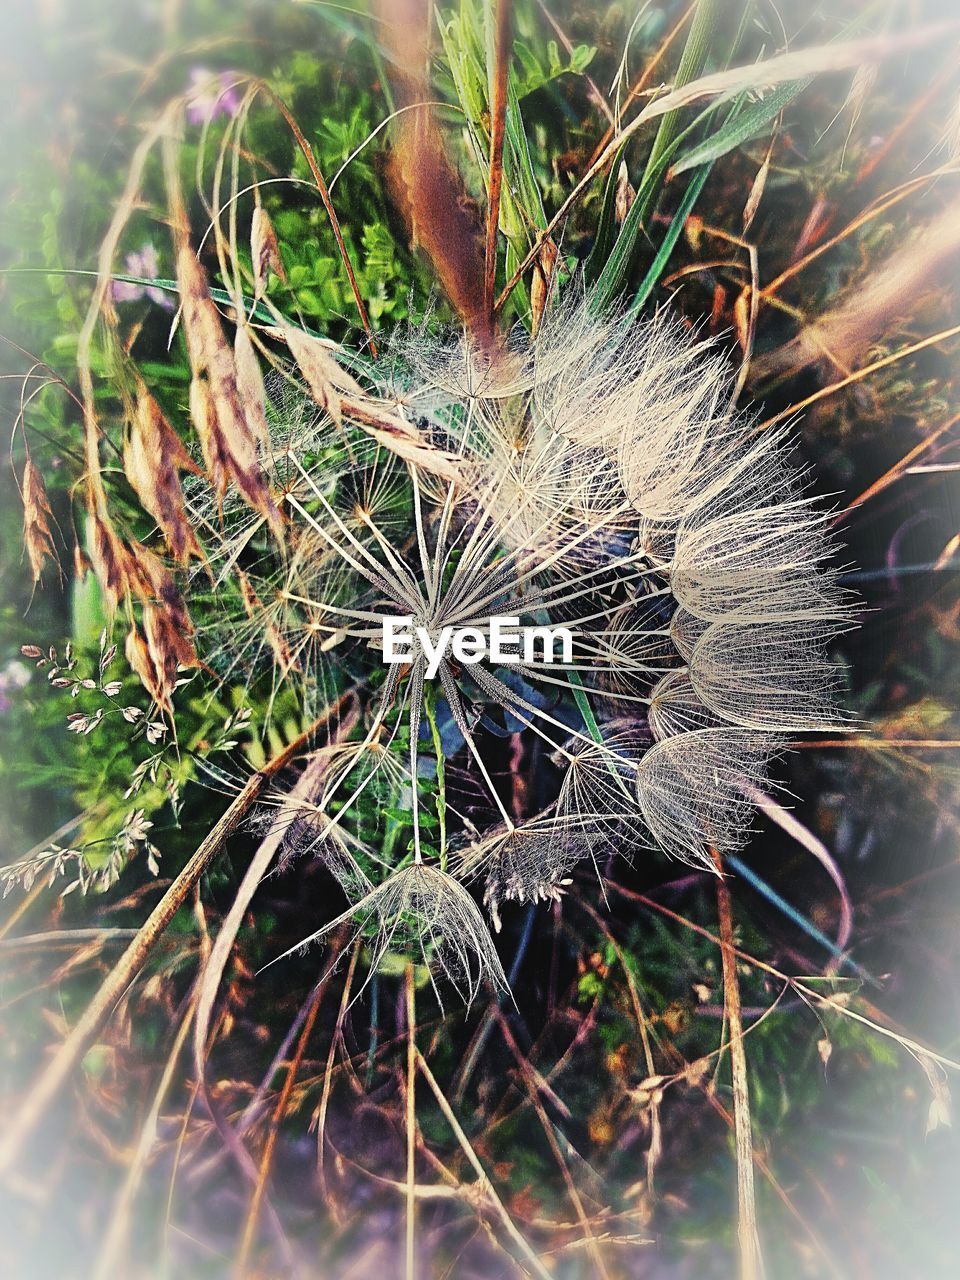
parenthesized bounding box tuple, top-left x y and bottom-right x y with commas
(713, 850, 763, 1280)
(405, 963, 417, 1280)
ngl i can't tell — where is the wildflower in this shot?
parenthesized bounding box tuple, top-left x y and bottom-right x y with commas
(191, 296, 854, 994)
(185, 68, 244, 125)
(0, 661, 30, 714)
(111, 243, 175, 310)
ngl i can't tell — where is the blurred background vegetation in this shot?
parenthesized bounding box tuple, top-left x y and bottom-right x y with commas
(0, 0, 958, 1276)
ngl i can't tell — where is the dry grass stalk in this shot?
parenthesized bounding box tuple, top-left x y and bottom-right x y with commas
(91, 997, 196, 1280)
(753, 198, 960, 379)
(191, 697, 360, 1095)
(837, 409, 960, 520)
(21, 457, 57, 583)
(234, 978, 326, 1273)
(416, 1050, 553, 1280)
(713, 852, 763, 1280)
(260, 82, 376, 351)
(613, 881, 960, 1075)
(124, 378, 202, 565)
(759, 320, 960, 429)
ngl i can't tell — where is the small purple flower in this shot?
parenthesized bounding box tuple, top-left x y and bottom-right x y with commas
(185, 68, 244, 125)
(0, 661, 30, 714)
(112, 243, 175, 310)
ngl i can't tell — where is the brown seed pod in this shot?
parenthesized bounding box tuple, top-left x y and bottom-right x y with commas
(87, 499, 153, 613)
(21, 458, 58, 583)
(124, 379, 202, 565)
(250, 204, 286, 299)
(175, 240, 282, 536)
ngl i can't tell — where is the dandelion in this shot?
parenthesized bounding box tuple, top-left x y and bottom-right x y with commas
(190, 295, 854, 996)
(260, 862, 509, 1007)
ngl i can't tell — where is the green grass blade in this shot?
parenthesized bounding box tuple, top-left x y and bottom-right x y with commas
(669, 76, 811, 176)
(629, 160, 713, 314)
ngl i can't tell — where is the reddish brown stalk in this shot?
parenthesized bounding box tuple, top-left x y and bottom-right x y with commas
(835, 410, 960, 523)
(483, 0, 512, 324)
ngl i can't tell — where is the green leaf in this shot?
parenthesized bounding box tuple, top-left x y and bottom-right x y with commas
(630, 162, 713, 313)
(583, 141, 629, 285)
(669, 78, 811, 176)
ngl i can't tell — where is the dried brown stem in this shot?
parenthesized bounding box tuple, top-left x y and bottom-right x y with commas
(608, 881, 960, 1073)
(259, 84, 375, 352)
(836, 410, 960, 522)
(234, 975, 326, 1274)
(712, 851, 762, 1280)
(416, 1050, 552, 1280)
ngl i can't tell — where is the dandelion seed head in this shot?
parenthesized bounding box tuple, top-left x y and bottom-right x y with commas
(454, 819, 585, 932)
(198, 294, 854, 994)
